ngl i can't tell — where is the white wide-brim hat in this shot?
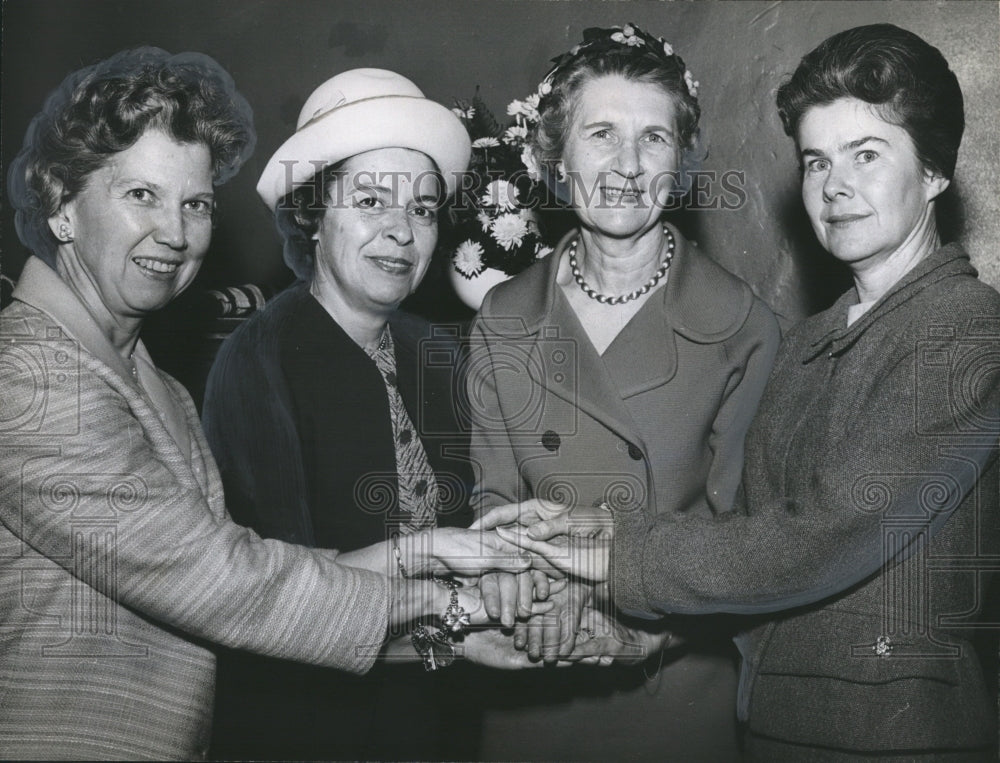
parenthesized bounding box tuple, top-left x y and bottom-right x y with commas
(257, 68, 471, 211)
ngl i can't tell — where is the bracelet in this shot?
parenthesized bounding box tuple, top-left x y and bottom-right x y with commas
(411, 625, 456, 671)
(392, 535, 409, 579)
(438, 578, 471, 635)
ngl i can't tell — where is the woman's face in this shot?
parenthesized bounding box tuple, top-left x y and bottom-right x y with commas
(313, 147, 440, 314)
(559, 74, 681, 239)
(797, 97, 947, 268)
(55, 128, 214, 319)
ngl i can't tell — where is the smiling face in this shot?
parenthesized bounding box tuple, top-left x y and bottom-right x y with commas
(312, 147, 440, 316)
(559, 74, 681, 239)
(54, 128, 214, 322)
(797, 97, 948, 270)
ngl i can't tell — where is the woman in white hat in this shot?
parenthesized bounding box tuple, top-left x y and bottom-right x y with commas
(202, 68, 532, 760)
(1, 51, 540, 761)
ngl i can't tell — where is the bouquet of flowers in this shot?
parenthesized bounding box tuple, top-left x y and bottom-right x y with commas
(448, 91, 553, 279)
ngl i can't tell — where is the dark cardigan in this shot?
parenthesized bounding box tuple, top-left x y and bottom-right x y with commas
(202, 281, 472, 545)
(201, 282, 475, 760)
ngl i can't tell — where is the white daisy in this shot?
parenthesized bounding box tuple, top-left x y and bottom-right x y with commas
(453, 240, 486, 277)
(482, 180, 520, 210)
(503, 125, 528, 145)
(472, 137, 500, 150)
(491, 213, 529, 251)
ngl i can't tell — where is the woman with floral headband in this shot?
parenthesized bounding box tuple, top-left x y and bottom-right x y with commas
(487, 24, 1000, 760)
(465, 23, 780, 760)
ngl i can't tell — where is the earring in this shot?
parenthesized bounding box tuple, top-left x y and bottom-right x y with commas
(57, 223, 73, 242)
(555, 166, 567, 183)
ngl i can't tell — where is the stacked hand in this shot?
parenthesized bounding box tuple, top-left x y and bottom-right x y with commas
(472, 500, 613, 583)
(460, 500, 618, 665)
(405, 497, 666, 670)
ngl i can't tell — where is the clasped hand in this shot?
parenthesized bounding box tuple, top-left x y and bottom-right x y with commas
(465, 500, 633, 665)
(423, 499, 652, 667)
(472, 499, 613, 583)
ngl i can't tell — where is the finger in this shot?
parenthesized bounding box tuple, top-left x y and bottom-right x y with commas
(525, 614, 547, 661)
(470, 504, 522, 531)
(524, 515, 568, 540)
(497, 572, 518, 628)
(516, 570, 534, 619)
(526, 599, 556, 616)
(558, 588, 587, 657)
(546, 577, 569, 596)
(541, 611, 563, 663)
(441, 548, 531, 577)
(494, 526, 569, 568)
(481, 573, 501, 621)
(520, 497, 567, 521)
(531, 569, 550, 601)
(513, 619, 528, 651)
(497, 526, 567, 559)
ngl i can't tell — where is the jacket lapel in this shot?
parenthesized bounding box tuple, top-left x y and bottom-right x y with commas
(488, 234, 647, 451)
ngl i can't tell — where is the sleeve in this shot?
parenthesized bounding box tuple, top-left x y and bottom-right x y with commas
(612, 290, 1000, 617)
(202, 316, 313, 544)
(701, 297, 781, 515)
(0, 347, 387, 674)
(466, 310, 532, 518)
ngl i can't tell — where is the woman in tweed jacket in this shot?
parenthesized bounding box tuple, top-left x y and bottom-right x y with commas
(0, 48, 535, 760)
(489, 24, 999, 759)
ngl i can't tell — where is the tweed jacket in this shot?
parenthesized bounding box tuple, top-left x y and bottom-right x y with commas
(467, 225, 780, 760)
(613, 244, 1000, 752)
(0, 259, 389, 761)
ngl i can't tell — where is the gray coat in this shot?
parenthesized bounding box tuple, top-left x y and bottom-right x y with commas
(614, 243, 1000, 754)
(467, 225, 781, 760)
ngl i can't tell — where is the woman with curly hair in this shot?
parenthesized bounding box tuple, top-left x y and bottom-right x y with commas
(1, 48, 535, 760)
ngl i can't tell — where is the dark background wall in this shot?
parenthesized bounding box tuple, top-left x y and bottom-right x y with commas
(3, 0, 998, 326)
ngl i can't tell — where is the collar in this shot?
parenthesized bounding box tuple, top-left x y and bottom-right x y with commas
(12, 256, 149, 387)
(483, 223, 754, 344)
(801, 243, 976, 362)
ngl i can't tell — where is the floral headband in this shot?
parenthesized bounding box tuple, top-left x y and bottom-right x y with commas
(507, 23, 699, 182)
(540, 23, 699, 99)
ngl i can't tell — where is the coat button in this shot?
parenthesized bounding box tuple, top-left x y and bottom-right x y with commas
(627, 443, 643, 460)
(541, 431, 560, 451)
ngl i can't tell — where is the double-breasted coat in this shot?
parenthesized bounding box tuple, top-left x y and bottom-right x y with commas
(466, 226, 780, 760)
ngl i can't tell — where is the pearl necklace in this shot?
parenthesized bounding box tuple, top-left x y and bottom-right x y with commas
(568, 225, 674, 305)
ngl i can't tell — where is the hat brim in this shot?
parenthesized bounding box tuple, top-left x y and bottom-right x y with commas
(257, 95, 471, 210)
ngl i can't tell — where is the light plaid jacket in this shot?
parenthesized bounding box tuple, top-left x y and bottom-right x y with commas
(0, 258, 388, 760)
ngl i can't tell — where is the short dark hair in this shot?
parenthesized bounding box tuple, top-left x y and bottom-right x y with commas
(8, 47, 256, 267)
(775, 24, 964, 179)
(531, 46, 701, 176)
(274, 163, 345, 281)
(275, 161, 450, 282)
